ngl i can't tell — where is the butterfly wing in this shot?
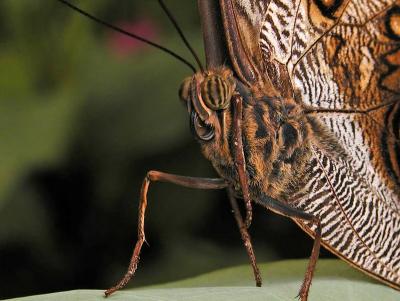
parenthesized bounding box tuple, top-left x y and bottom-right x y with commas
(218, 0, 400, 288)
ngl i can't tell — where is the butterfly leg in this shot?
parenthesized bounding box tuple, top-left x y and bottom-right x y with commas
(232, 94, 253, 228)
(257, 195, 321, 301)
(298, 218, 321, 301)
(104, 170, 228, 297)
(228, 188, 262, 287)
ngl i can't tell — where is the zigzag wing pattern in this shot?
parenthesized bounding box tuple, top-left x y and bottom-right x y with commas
(291, 146, 400, 287)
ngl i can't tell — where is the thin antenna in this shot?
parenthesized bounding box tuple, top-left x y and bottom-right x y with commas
(57, 0, 196, 73)
(158, 0, 204, 72)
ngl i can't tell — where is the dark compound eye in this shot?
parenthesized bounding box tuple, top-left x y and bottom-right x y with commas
(201, 74, 232, 111)
(190, 111, 215, 141)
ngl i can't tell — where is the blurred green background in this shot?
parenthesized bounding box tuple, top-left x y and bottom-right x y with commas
(0, 1, 332, 299)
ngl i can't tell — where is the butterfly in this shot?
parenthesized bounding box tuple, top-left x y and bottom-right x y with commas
(184, 1, 400, 299)
(59, 0, 400, 300)
(206, 0, 400, 294)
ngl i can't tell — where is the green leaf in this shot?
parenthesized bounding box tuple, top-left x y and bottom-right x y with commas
(6, 259, 399, 301)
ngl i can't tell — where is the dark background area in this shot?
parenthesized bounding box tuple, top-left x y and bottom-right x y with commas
(0, 1, 332, 299)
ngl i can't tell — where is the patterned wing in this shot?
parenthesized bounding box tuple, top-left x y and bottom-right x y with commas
(220, 0, 400, 288)
(286, 0, 400, 287)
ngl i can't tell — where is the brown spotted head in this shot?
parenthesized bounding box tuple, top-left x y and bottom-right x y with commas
(179, 67, 235, 142)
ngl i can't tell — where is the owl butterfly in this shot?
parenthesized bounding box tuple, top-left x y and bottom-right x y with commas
(60, 0, 400, 300)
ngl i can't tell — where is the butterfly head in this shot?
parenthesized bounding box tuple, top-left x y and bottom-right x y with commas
(179, 67, 235, 141)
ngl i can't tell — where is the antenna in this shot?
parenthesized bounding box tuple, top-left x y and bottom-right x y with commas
(57, 0, 197, 73)
(158, 0, 204, 72)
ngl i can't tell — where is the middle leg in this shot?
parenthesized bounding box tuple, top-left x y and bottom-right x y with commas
(228, 187, 262, 287)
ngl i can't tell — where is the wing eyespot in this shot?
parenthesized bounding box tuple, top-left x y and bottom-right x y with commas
(385, 6, 400, 41)
(314, 0, 344, 19)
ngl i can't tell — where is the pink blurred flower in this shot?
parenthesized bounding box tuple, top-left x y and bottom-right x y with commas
(107, 17, 159, 57)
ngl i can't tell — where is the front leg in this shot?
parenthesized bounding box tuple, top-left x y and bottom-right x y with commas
(232, 95, 253, 228)
(105, 170, 228, 296)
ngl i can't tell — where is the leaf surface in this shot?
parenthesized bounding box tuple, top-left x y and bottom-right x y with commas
(6, 259, 399, 301)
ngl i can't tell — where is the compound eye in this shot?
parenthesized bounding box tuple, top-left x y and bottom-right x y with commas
(201, 75, 232, 110)
(179, 77, 192, 104)
(190, 111, 214, 141)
